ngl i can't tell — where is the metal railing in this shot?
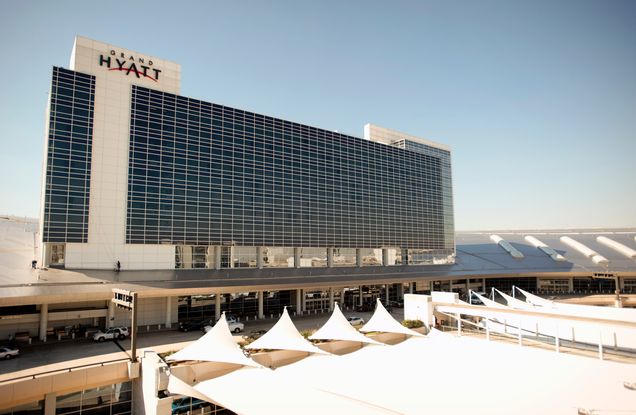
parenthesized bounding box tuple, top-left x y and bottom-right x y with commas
(436, 311, 636, 362)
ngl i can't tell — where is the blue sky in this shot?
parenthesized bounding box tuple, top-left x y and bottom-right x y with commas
(0, 0, 634, 230)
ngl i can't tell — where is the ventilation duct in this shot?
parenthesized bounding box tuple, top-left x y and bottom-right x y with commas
(490, 235, 524, 259)
(596, 236, 636, 259)
(524, 235, 566, 261)
(560, 236, 608, 265)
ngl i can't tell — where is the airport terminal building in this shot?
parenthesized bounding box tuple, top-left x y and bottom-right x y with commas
(0, 36, 630, 339)
(1, 36, 636, 414)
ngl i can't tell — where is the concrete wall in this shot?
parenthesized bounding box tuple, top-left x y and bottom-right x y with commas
(58, 36, 180, 271)
(0, 361, 129, 411)
(134, 352, 172, 415)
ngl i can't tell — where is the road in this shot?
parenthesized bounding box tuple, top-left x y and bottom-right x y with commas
(0, 308, 404, 381)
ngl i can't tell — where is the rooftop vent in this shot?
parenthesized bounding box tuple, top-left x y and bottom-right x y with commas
(596, 236, 636, 259)
(490, 235, 524, 259)
(560, 236, 608, 265)
(524, 235, 566, 261)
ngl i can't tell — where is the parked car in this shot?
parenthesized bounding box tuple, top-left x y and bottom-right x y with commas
(387, 300, 404, 308)
(354, 303, 375, 312)
(0, 347, 19, 360)
(243, 329, 267, 341)
(347, 316, 365, 326)
(468, 292, 486, 305)
(216, 314, 238, 324)
(93, 327, 130, 342)
(205, 320, 244, 334)
(178, 319, 208, 332)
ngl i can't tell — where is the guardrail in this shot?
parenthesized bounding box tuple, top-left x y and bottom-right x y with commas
(436, 310, 636, 362)
(0, 357, 130, 385)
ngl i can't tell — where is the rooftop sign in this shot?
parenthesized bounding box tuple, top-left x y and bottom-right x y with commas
(98, 49, 162, 82)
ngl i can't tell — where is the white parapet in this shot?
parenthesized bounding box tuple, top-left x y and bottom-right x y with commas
(404, 294, 434, 327)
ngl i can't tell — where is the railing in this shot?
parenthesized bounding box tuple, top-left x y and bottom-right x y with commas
(436, 310, 636, 362)
(0, 357, 130, 385)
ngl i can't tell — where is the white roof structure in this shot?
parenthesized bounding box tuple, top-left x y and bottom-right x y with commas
(471, 290, 507, 308)
(490, 234, 525, 259)
(179, 330, 636, 414)
(495, 289, 535, 310)
(167, 372, 214, 403)
(193, 366, 395, 415)
(164, 298, 635, 414)
(515, 287, 636, 323)
(596, 236, 636, 259)
(245, 307, 328, 354)
(309, 303, 382, 345)
(360, 299, 423, 336)
(524, 235, 566, 261)
(560, 235, 609, 265)
(166, 313, 261, 367)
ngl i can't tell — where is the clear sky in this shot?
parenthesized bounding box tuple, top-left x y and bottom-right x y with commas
(0, 0, 634, 230)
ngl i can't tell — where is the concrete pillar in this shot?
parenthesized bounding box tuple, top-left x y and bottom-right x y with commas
(108, 300, 115, 328)
(215, 294, 221, 321)
(327, 248, 333, 267)
(214, 246, 221, 270)
(258, 291, 264, 319)
(396, 283, 404, 300)
(39, 303, 48, 342)
(301, 289, 307, 313)
(482, 278, 487, 291)
(296, 289, 302, 315)
(358, 286, 364, 306)
(356, 249, 362, 267)
(294, 248, 301, 268)
(42, 243, 51, 268)
(385, 285, 390, 304)
(329, 287, 335, 311)
(409, 282, 414, 294)
(44, 392, 56, 415)
(568, 277, 574, 292)
(256, 247, 263, 269)
(165, 296, 172, 329)
(382, 248, 389, 266)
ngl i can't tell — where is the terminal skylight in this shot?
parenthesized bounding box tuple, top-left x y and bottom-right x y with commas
(596, 236, 636, 259)
(559, 236, 608, 265)
(489, 235, 524, 259)
(524, 235, 566, 262)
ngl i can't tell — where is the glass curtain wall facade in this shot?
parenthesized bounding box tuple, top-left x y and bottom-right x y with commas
(126, 85, 454, 262)
(42, 67, 95, 243)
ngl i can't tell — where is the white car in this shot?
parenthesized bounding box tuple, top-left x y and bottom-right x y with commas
(0, 347, 19, 360)
(93, 327, 130, 342)
(347, 316, 365, 326)
(205, 320, 244, 334)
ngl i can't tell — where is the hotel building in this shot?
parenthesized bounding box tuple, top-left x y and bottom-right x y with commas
(40, 36, 455, 272)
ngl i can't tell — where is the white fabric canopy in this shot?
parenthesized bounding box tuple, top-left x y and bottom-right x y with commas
(167, 372, 216, 404)
(194, 366, 396, 415)
(169, 323, 635, 414)
(166, 313, 261, 367)
(471, 291, 507, 309)
(309, 303, 382, 345)
(242, 331, 636, 414)
(360, 299, 423, 336)
(495, 289, 535, 310)
(245, 307, 328, 354)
